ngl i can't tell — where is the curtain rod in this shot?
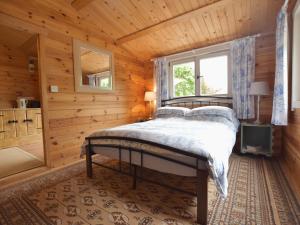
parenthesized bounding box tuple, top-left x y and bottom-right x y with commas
(150, 32, 274, 62)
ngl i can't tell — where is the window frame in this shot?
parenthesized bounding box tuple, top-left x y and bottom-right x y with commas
(170, 57, 196, 98)
(292, 0, 300, 109)
(169, 49, 232, 98)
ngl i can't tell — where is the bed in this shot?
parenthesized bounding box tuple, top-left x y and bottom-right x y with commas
(81, 96, 239, 225)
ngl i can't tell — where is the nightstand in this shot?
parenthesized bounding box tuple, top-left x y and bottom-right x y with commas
(240, 123, 273, 157)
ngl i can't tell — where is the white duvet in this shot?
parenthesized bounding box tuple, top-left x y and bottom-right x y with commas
(81, 117, 238, 197)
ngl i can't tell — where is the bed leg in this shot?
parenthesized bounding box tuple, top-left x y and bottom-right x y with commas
(197, 169, 208, 225)
(86, 144, 93, 178)
(132, 165, 137, 189)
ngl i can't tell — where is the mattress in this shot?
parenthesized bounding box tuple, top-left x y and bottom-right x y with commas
(81, 117, 238, 197)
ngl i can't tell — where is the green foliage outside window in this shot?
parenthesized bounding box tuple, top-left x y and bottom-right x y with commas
(174, 66, 195, 97)
(174, 66, 219, 96)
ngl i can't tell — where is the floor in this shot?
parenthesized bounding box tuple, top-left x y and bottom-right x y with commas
(0, 154, 298, 225)
(0, 133, 44, 179)
(19, 140, 44, 161)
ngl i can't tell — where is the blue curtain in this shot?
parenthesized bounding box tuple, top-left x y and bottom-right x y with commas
(272, 1, 289, 126)
(154, 57, 169, 108)
(231, 36, 256, 119)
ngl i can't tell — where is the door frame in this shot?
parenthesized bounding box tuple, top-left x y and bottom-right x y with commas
(0, 13, 50, 167)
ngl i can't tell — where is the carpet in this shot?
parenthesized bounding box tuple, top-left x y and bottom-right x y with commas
(0, 147, 43, 179)
(23, 154, 299, 225)
(0, 154, 299, 225)
(0, 196, 52, 225)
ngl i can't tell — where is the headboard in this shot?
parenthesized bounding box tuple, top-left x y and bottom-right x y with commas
(161, 96, 233, 109)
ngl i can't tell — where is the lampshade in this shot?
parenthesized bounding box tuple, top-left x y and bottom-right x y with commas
(144, 91, 155, 101)
(249, 81, 270, 96)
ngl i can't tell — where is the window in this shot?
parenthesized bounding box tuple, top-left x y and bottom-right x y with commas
(170, 51, 231, 97)
(199, 55, 228, 95)
(87, 71, 112, 90)
(172, 61, 195, 97)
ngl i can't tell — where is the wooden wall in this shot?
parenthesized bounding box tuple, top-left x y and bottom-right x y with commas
(0, 44, 39, 108)
(41, 33, 150, 167)
(0, 7, 152, 167)
(0, 0, 280, 168)
(281, 110, 300, 195)
(255, 34, 275, 121)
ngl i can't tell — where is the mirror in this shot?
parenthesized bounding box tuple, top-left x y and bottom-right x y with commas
(73, 39, 114, 92)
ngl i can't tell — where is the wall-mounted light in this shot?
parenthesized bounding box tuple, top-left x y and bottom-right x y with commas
(28, 56, 37, 74)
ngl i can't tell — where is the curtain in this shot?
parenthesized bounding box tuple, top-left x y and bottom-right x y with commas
(272, 1, 289, 126)
(231, 36, 256, 119)
(154, 57, 169, 108)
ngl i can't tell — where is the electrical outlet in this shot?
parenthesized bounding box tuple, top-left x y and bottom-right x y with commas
(50, 85, 59, 93)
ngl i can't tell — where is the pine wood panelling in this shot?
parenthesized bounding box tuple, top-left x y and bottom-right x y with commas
(0, 1, 285, 169)
(0, 0, 285, 61)
(0, 44, 39, 108)
(118, 0, 283, 60)
(42, 34, 148, 167)
(282, 109, 300, 195)
(0, 1, 151, 167)
(255, 34, 276, 122)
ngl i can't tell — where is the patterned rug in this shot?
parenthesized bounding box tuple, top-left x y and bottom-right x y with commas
(0, 154, 299, 225)
(0, 196, 52, 225)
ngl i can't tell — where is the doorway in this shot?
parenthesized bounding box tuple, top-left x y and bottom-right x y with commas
(0, 25, 45, 178)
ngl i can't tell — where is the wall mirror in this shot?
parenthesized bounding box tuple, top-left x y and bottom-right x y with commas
(73, 39, 114, 93)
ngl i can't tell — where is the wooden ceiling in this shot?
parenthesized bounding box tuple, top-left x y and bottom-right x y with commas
(73, 0, 284, 60)
(0, 25, 37, 56)
(0, 0, 286, 61)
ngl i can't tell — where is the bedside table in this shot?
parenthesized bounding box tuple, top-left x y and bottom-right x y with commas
(240, 123, 273, 157)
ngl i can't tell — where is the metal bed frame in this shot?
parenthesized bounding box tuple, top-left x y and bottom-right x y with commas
(85, 96, 233, 225)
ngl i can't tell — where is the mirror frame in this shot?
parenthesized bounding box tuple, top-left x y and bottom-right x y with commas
(73, 39, 115, 93)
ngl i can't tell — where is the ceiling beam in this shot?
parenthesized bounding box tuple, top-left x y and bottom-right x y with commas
(116, 0, 231, 45)
(71, 0, 96, 10)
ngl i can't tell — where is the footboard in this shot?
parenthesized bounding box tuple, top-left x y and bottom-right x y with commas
(85, 136, 209, 225)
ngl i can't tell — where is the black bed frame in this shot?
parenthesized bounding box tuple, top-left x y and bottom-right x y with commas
(85, 96, 233, 225)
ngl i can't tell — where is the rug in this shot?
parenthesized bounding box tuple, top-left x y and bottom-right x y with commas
(24, 154, 299, 225)
(0, 147, 44, 179)
(0, 196, 52, 225)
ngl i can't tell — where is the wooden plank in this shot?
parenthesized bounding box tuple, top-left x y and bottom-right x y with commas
(0, 13, 48, 35)
(116, 0, 232, 44)
(14, 109, 28, 137)
(37, 34, 50, 167)
(2, 110, 16, 139)
(71, 0, 96, 10)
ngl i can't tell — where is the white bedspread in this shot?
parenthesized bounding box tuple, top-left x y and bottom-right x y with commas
(81, 117, 238, 197)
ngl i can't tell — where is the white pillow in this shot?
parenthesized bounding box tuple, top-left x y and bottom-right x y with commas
(156, 106, 191, 118)
(185, 106, 237, 122)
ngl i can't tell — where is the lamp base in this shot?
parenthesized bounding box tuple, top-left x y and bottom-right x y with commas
(253, 119, 263, 124)
(254, 95, 262, 124)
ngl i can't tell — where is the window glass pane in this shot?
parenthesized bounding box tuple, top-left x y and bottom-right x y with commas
(100, 77, 110, 88)
(173, 62, 195, 97)
(199, 55, 228, 95)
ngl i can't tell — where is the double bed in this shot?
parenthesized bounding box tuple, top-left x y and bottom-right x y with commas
(81, 96, 239, 225)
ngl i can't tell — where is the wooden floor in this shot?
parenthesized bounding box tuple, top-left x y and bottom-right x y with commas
(18, 140, 44, 161)
(0, 134, 44, 161)
(0, 134, 44, 182)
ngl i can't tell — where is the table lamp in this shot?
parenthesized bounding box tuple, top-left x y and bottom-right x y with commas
(144, 91, 155, 119)
(249, 81, 270, 124)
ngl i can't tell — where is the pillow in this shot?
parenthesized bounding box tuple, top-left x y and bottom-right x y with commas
(186, 106, 239, 123)
(156, 106, 191, 118)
